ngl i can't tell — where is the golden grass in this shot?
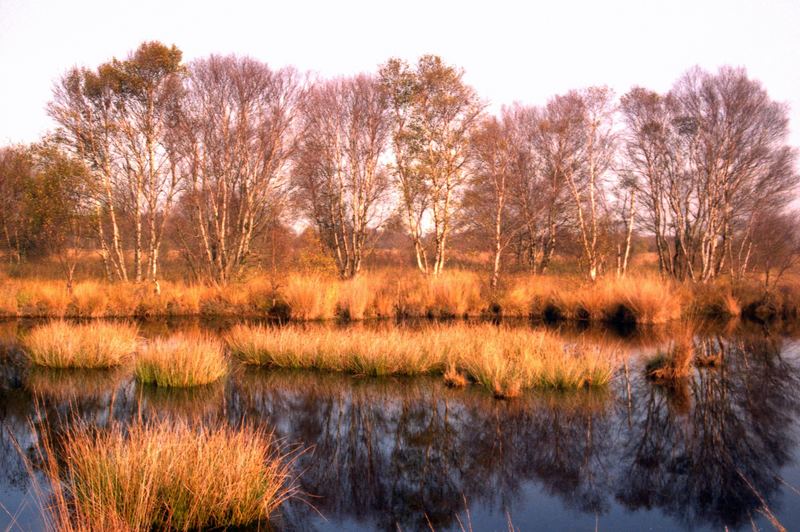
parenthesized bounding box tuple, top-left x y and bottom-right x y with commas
(281, 274, 339, 320)
(135, 333, 228, 387)
(23, 321, 138, 369)
(645, 325, 694, 381)
(691, 282, 742, 317)
(227, 324, 617, 395)
(38, 421, 299, 530)
(8, 270, 787, 326)
(396, 270, 484, 318)
(443, 362, 468, 388)
(499, 274, 683, 324)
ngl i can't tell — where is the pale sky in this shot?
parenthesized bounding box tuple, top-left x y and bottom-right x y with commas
(1, 0, 799, 147)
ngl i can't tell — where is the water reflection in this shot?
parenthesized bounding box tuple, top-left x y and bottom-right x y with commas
(0, 323, 799, 531)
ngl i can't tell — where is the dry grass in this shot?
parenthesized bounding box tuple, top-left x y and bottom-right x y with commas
(23, 321, 138, 369)
(396, 270, 484, 318)
(227, 324, 617, 395)
(281, 274, 339, 320)
(37, 421, 299, 530)
(457, 330, 614, 398)
(227, 325, 442, 376)
(645, 325, 694, 381)
(135, 333, 228, 387)
(691, 282, 742, 317)
(500, 274, 683, 324)
(443, 362, 468, 388)
(7, 270, 778, 326)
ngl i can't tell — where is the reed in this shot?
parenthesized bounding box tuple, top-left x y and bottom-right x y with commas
(23, 321, 137, 368)
(135, 333, 228, 387)
(38, 421, 299, 530)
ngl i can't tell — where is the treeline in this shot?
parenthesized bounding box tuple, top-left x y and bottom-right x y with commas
(1, 41, 798, 290)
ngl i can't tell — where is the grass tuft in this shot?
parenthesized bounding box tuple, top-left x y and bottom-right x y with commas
(135, 333, 228, 388)
(227, 324, 616, 395)
(22, 321, 137, 368)
(38, 421, 299, 530)
(645, 326, 694, 381)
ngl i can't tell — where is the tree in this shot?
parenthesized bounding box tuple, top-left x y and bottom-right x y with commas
(380, 55, 484, 275)
(621, 67, 798, 282)
(176, 55, 301, 285)
(27, 142, 93, 292)
(49, 41, 184, 289)
(293, 74, 391, 279)
(0, 146, 33, 264)
(464, 115, 516, 289)
(507, 104, 572, 274)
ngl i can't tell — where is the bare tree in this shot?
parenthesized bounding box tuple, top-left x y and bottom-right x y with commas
(380, 55, 483, 275)
(177, 55, 301, 285)
(293, 74, 391, 278)
(621, 67, 798, 282)
(464, 115, 518, 289)
(749, 210, 800, 290)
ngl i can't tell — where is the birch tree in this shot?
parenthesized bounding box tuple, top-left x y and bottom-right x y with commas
(464, 115, 516, 289)
(621, 68, 798, 281)
(535, 89, 615, 281)
(177, 55, 301, 284)
(0, 146, 32, 264)
(380, 55, 483, 275)
(49, 41, 184, 289)
(293, 74, 391, 278)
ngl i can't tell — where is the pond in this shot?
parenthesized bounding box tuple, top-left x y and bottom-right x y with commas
(1, 318, 799, 531)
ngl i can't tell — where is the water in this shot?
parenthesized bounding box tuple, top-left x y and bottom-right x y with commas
(1, 319, 799, 531)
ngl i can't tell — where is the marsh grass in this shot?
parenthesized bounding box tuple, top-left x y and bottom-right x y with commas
(645, 326, 694, 381)
(3, 272, 787, 325)
(135, 333, 228, 387)
(227, 324, 617, 395)
(499, 275, 683, 325)
(36, 420, 299, 530)
(22, 321, 137, 369)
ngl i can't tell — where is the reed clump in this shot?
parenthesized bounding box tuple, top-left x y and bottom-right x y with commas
(645, 327, 694, 381)
(227, 324, 616, 395)
(23, 321, 137, 369)
(135, 333, 228, 387)
(40, 421, 298, 530)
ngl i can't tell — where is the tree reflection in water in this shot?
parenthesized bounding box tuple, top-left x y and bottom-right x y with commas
(1, 328, 799, 531)
(618, 335, 800, 529)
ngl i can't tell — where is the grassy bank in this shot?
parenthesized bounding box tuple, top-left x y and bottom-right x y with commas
(3, 271, 797, 325)
(37, 421, 299, 530)
(227, 324, 616, 397)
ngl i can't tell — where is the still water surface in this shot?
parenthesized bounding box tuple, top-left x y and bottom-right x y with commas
(1, 319, 799, 531)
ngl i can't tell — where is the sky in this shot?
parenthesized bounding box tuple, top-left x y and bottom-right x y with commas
(1, 0, 799, 147)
